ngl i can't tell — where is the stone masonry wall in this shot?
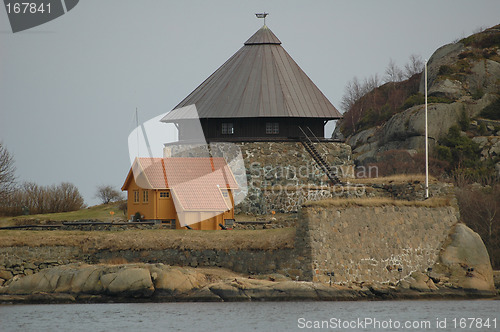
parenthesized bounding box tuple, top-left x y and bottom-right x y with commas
(165, 141, 354, 214)
(0, 246, 308, 284)
(298, 204, 460, 284)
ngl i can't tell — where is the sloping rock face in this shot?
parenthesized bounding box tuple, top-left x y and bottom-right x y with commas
(338, 26, 500, 165)
(402, 224, 495, 293)
(348, 94, 498, 165)
(3, 264, 155, 297)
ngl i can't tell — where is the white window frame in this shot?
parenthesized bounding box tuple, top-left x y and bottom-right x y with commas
(266, 122, 279, 134)
(222, 123, 234, 135)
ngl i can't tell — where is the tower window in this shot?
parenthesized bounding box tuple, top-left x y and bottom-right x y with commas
(222, 123, 234, 134)
(266, 122, 279, 134)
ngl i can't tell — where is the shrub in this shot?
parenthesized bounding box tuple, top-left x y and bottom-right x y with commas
(463, 33, 500, 49)
(365, 150, 448, 178)
(458, 109, 470, 131)
(436, 125, 498, 186)
(403, 93, 424, 109)
(436, 145, 452, 163)
(438, 65, 453, 76)
(480, 98, 500, 120)
(471, 87, 484, 100)
(95, 185, 123, 204)
(438, 125, 480, 169)
(402, 93, 454, 110)
(455, 59, 472, 74)
(134, 212, 142, 222)
(0, 182, 85, 216)
(478, 123, 488, 135)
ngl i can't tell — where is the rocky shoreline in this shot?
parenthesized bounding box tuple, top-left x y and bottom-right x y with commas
(0, 263, 497, 304)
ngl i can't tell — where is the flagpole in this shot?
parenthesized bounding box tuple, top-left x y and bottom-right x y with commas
(425, 60, 429, 199)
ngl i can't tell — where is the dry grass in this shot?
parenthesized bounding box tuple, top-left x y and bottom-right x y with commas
(0, 228, 295, 251)
(0, 201, 126, 227)
(303, 197, 451, 208)
(347, 174, 439, 185)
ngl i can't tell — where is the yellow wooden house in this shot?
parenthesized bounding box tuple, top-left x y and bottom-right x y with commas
(121, 157, 238, 230)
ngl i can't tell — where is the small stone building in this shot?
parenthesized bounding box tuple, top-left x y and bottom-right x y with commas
(159, 23, 353, 214)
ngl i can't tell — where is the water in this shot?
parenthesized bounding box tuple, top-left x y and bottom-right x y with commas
(1, 300, 499, 331)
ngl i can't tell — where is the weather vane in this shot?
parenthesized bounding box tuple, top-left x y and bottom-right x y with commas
(255, 13, 269, 25)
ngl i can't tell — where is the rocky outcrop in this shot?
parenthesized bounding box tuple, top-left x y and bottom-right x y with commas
(339, 26, 500, 166)
(1, 207, 495, 303)
(3, 264, 154, 297)
(400, 224, 495, 293)
(349, 93, 498, 165)
(433, 223, 495, 292)
(0, 261, 495, 304)
(418, 42, 465, 93)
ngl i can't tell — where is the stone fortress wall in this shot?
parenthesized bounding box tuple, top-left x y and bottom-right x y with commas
(1, 143, 493, 290)
(298, 203, 460, 283)
(2, 198, 492, 290)
(165, 141, 355, 214)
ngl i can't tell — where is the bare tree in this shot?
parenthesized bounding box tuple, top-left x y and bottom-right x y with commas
(1, 180, 84, 216)
(341, 76, 363, 112)
(95, 185, 123, 204)
(473, 26, 486, 34)
(0, 142, 16, 201)
(384, 58, 404, 83)
(404, 54, 424, 79)
(53, 182, 85, 212)
(341, 75, 380, 112)
(364, 73, 381, 92)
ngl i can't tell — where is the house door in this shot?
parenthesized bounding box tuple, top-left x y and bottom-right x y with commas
(157, 190, 176, 220)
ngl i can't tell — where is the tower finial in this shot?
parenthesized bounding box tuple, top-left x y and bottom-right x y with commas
(255, 13, 269, 26)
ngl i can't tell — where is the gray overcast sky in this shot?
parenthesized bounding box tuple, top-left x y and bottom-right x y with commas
(1, 0, 499, 206)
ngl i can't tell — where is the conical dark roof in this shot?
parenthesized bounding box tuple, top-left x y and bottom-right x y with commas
(163, 25, 341, 121)
(244, 25, 281, 45)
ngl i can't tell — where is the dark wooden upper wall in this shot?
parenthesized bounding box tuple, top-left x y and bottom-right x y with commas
(177, 118, 325, 141)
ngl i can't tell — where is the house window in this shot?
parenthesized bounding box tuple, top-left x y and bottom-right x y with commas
(133, 191, 139, 203)
(143, 190, 149, 203)
(159, 191, 170, 199)
(266, 122, 279, 134)
(221, 190, 229, 198)
(222, 123, 234, 135)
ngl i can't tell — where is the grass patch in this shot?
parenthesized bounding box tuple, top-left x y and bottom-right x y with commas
(304, 197, 451, 208)
(402, 93, 454, 110)
(0, 202, 126, 227)
(0, 228, 295, 251)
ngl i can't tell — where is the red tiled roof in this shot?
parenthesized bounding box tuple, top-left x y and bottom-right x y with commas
(131, 157, 238, 212)
(172, 174, 231, 211)
(133, 157, 238, 189)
